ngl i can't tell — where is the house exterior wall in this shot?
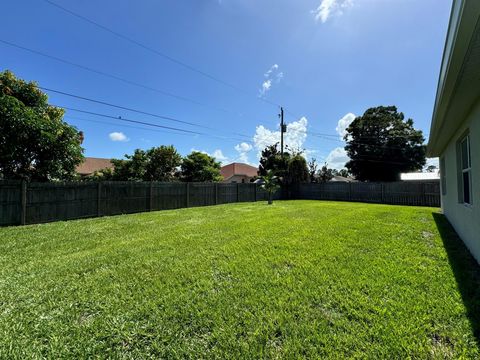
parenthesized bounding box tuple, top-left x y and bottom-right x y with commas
(223, 175, 251, 183)
(441, 98, 480, 263)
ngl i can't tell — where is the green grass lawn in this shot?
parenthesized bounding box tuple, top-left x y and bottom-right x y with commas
(0, 201, 479, 359)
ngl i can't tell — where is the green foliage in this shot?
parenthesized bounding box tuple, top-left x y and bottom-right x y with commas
(261, 170, 280, 204)
(0, 202, 478, 358)
(180, 151, 222, 182)
(0, 70, 84, 181)
(286, 155, 309, 184)
(308, 158, 319, 183)
(345, 106, 426, 182)
(144, 145, 182, 181)
(318, 163, 335, 182)
(96, 146, 182, 181)
(258, 143, 290, 180)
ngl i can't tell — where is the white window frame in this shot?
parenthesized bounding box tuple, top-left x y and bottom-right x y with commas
(460, 134, 472, 206)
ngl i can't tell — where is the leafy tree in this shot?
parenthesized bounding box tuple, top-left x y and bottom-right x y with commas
(258, 143, 290, 181)
(318, 163, 334, 182)
(308, 158, 319, 183)
(344, 106, 426, 182)
(110, 149, 148, 181)
(95, 145, 182, 181)
(261, 170, 280, 205)
(286, 155, 309, 184)
(0, 70, 84, 181)
(144, 145, 182, 181)
(181, 151, 222, 182)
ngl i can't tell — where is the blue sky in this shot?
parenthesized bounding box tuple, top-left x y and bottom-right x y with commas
(1, 0, 452, 168)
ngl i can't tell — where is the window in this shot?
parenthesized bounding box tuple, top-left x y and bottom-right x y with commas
(440, 156, 447, 196)
(458, 134, 472, 205)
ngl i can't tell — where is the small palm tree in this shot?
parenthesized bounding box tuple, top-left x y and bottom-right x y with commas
(261, 171, 280, 205)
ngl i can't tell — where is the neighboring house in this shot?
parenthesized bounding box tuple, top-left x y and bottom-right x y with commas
(76, 157, 114, 177)
(400, 172, 440, 181)
(427, 0, 480, 263)
(329, 176, 357, 183)
(220, 163, 258, 183)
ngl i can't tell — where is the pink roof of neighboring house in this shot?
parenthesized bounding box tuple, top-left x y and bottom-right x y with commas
(220, 163, 258, 180)
(76, 157, 113, 176)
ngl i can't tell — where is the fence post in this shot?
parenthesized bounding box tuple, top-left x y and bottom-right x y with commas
(215, 183, 218, 205)
(348, 182, 352, 201)
(237, 183, 240, 203)
(422, 182, 427, 207)
(20, 180, 27, 225)
(381, 183, 385, 203)
(254, 183, 257, 202)
(149, 181, 154, 211)
(186, 183, 190, 208)
(97, 182, 102, 217)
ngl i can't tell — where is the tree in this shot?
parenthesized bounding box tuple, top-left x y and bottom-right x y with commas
(318, 163, 334, 182)
(308, 158, 319, 183)
(110, 149, 148, 181)
(144, 145, 182, 181)
(0, 70, 84, 181)
(426, 165, 438, 173)
(181, 151, 222, 182)
(261, 170, 280, 205)
(344, 106, 426, 182)
(95, 145, 182, 181)
(286, 155, 309, 184)
(258, 143, 290, 181)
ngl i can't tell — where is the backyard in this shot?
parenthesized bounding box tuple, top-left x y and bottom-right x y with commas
(0, 200, 479, 358)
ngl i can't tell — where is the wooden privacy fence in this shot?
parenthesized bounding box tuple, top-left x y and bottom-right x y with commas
(0, 181, 273, 226)
(291, 181, 440, 207)
(0, 180, 439, 226)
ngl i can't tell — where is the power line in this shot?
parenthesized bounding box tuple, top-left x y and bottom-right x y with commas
(38, 86, 251, 139)
(41, 0, 299, 116)
(55, 105, 247, 143)
(0, 39, 234, 115)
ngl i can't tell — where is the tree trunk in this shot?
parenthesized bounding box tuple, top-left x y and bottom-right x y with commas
(268, 191, 273, 205)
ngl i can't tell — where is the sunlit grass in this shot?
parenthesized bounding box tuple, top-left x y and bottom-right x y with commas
(0, 200, 478, 358)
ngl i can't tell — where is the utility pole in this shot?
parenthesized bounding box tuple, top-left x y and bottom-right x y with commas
(279, 107, 287, 155)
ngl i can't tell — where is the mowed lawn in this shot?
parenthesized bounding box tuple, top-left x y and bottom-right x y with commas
(0, 201, 479, 358)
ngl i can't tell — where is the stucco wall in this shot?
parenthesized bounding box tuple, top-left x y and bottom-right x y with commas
(441, 98, 480, 263)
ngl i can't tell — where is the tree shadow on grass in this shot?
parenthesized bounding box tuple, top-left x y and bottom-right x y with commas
(432, 212, 480, 345)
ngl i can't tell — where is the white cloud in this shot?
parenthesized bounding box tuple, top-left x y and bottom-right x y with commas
(235, 142, 253, 153)
(234, 142, 254, 164)
(312, 0, 354, 23)
(191, 148, 230, 165)
(259, 64, 283, 97)
(109, 132, 129, 142)
(335, 112, 356, 139)
(253, 117, 308, 156)
(326, 147, 349, 170)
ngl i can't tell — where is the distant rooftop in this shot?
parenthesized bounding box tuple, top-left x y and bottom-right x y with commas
(400, 172, 440, 181)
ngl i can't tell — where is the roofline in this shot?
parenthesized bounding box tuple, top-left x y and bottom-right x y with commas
(427, 0, 465, 156)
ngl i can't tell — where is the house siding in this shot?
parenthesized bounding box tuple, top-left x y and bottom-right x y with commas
(441, 98, 480, 263)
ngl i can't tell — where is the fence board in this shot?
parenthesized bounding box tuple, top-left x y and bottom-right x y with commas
(0, 180, 440, 227)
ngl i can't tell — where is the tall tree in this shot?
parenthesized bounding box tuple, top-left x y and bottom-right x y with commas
(308, 158, 319, 183)
(144, 145, 182, 181)
(180, 151, 222, 182)
(318, 163, 334, 182)
(258, 143, 290, 180)
(0, 70, 84, 181)
(345, 106, 426, 182)
(286, 155, 309, 184)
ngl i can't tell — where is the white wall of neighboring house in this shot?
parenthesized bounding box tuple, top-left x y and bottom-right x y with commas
(440, 99, 480, 263)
